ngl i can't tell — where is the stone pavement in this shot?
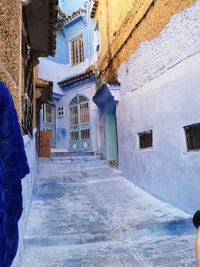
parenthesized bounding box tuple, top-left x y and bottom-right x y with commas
(21, 157, 196, 266)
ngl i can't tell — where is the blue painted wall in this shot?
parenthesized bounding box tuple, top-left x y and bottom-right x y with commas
(38, 0, 98, 153)
(48, 0, 94, 66)
(117, 53, 200, 214)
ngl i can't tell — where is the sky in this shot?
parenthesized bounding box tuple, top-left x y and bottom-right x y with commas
(59, 0, 86, 15)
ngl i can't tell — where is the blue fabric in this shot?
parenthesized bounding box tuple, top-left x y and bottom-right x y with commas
(0, 81, 30, 267)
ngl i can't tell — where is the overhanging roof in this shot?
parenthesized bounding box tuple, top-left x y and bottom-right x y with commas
(24, 0, 58, 58)
(58, 69, 96, 89)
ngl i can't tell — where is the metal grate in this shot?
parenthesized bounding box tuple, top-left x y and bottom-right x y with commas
(81, 129, 90, 140)
(70, 131, 79, 141)
(80, 103, 89, 124)
(70, 106, 78, 126)
(70, 34, 84, 65)
(138, 130, 153, 149)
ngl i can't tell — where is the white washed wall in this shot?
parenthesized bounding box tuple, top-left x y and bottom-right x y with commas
(117, 1, 200, 214)
(119, 0, 200, 95)
(12, 129, 38, 267)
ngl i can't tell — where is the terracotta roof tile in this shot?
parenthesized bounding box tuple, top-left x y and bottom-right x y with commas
(58, 69, 96, 88)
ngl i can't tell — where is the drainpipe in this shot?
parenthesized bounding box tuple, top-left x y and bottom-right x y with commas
(84, 1, 91, 62)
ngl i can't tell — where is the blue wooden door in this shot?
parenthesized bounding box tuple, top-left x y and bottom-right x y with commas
(69, 96, 92, 152)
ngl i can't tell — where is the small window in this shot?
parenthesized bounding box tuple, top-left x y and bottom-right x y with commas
(138, 130, 153, 149)
(70, 34, 84, 66)
(58, 106, 65, 117)
(184, 123, 200, 151)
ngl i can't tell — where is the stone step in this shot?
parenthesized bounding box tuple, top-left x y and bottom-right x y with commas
(51, 151, 94, 157)
(39, 155, 103, 164)
(38, 159, 107, 171)
(37, 166, 124, 180)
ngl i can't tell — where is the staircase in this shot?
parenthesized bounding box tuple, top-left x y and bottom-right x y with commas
(38, 153, 107, 172)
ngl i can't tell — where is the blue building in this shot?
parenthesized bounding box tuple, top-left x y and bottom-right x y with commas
(38, 0, 100, 154)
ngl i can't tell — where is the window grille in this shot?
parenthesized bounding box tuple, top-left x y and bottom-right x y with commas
(184, 123, 200, 151)
(70, 131, 79, 141)
(80, 103, 89, 124)
(44, 104, 55, 123)
(69, 106, 78, 126)
(70, 34, 84, 65)
(81, 129, 90, 140)
(138, 130, 153, 149)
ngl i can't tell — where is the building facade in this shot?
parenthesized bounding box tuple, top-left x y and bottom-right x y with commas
(0, 0, 58, 265)
(92, 0, 200, 213)
(39, 0, 100, 154)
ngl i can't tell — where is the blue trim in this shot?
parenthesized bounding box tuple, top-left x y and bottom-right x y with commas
(93, 83, 117, 113)
(52, 92, 63, 100)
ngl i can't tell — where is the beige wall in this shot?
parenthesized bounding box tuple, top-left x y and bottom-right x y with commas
(0, 0, 22, 116)
(94, 0, 196, 82)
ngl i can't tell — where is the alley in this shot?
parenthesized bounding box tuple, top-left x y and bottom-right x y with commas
(22, 156, 196, 267)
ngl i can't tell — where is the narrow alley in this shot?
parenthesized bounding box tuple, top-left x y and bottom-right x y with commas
(22, 156, 196, 266)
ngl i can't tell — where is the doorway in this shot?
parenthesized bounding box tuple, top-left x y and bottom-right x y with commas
(69, 95, 92, 152)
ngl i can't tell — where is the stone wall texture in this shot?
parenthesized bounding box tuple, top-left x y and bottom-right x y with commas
(0, 0, 21, 114)
(94, 0, 196, 82)
(118, 0, 200, 94)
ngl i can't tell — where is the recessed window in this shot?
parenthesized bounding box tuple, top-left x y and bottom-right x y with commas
(138, 130, 153, 149)
(184, 123, 200, 151)
(70, 34, 84, 66)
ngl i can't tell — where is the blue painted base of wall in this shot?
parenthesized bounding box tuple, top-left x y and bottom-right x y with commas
(11, 130, 38, 267)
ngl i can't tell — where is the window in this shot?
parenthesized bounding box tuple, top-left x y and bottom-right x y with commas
(69, 106, 78, 126)
(81, 129, 90, 140)
(80, 103, 89, 124)
(58, 106, 65, 117)
(70, 34, 84, 65)
(70, 131, 79, 141)
(184, 123, 200, 151)
(138, 130, 153, 149)
(44, 104, 55, 123)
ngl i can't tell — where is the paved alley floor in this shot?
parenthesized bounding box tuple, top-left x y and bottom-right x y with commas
(22, 160, 196, 267)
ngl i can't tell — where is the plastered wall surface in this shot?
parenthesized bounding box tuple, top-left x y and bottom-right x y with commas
(94, 0, 195, 81)
(12, 131, 38, 267)
(0, 0, 21, 114)
(116, 0, 200, 213)
(117, 54, 200, 214)
(38, 57, 91, 94)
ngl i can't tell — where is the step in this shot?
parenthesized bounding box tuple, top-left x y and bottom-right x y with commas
(38, 159, 107, 171)
(37, 166, 124, 180)
(39, 155, 103, 164)
(51, 151, 94, 157)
